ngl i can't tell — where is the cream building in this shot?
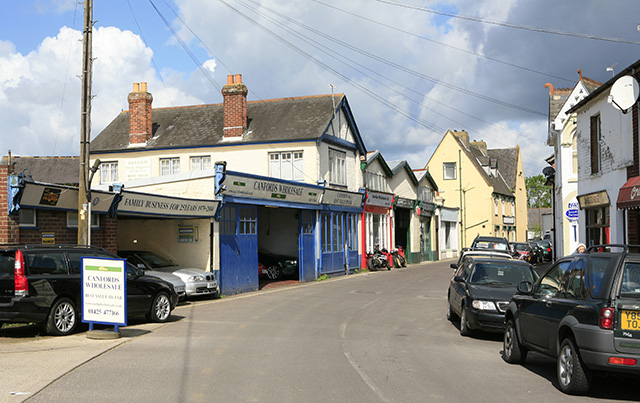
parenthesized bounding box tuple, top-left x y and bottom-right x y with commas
(426, 130, 527, 248)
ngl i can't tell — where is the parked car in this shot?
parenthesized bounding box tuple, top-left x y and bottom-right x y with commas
(465, 236, 510, 254)
(450, 249, 512, 271)
(535, 239, 553, 261)
(503, 244, 640, 395)
(447, 256, 539, 336)
(118, 251, 219, 299)
(0, 245, 179, 336)
(510, 242, 532, 262)
(527, 242, 543, 264)
(258, 252, 299, 280)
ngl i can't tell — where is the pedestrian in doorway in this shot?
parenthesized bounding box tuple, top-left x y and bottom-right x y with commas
(575, 243, 586, 254)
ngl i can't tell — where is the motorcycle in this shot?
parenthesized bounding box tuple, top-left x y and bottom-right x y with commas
(367, 245, 392, 271)
(392, 246, 407, 268)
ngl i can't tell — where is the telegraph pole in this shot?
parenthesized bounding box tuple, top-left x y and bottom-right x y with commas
(78, 0, 93, 245)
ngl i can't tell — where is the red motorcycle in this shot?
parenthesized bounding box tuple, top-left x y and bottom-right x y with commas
(366, 245, 392, 270)
(392, 246, 407, 268)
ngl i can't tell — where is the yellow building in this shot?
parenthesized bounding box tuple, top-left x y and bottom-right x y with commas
(426, 130, 527, 248)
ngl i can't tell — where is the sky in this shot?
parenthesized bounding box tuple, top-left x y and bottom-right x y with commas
(1, 0, 639, 180)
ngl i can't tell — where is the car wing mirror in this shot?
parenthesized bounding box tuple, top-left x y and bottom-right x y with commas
(453, 275, 465, 283)
(450, 263, 458, 270)
(516, 281, 533, 294)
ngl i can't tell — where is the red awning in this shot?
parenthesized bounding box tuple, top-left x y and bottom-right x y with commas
(617, 176, 640, 209)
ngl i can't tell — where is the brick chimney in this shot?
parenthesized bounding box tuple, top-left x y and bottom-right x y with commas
(471, 140, 487, 155)
(128, 82, 153, 145)
(452, 130, 470, 147)
(222, 74, 248, 139)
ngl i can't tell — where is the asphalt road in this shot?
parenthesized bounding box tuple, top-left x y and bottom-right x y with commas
(22, 260, 638, 402)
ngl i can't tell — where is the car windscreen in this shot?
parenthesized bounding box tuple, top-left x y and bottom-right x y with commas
(469, 263, 536, 286)
(138, 252, 176, 269)
(620, 262, 640, 297)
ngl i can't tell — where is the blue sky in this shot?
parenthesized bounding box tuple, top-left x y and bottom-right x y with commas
(1, 0, 639, 178)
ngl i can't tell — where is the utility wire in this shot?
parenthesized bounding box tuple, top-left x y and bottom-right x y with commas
(239, 0, 546, 143)
(312, 0, 573, 84)
(148, 0, 222, 92)
(376, 0, 640, 45)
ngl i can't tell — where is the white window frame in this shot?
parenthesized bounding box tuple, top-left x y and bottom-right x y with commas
(190, 155, 212, 172)
(160, 157, 180, 176)
(100, 161, 118, 184)
(443, 162, 456, 180)
(18, 208, 37, 227)
(67, 212, 100, 228)
(269, 151, 304, 181)
(329, 149, 347, 186)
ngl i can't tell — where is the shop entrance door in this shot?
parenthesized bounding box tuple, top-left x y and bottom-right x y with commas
(219, 204, 258, 295)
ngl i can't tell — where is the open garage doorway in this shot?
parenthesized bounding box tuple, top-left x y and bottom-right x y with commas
(257, 207, 316, 287)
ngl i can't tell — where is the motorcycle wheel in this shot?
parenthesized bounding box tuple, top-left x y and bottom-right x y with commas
(386, 260, 391, 270)
(393, 255, 401, 268)
(400, 256, 407, 267)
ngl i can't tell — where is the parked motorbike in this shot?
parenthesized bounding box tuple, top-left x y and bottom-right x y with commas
(367, 245, 392, 271)
(392, 246, 407, 268)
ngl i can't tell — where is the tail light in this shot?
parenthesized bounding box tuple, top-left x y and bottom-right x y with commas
(600, 307, 615, 330)
(608, 357, 638, 366)
(14, 250, 28, 297)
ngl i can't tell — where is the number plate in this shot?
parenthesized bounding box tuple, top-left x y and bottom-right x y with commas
(620, 310, 640, 330)
(207, 282, 216, 289)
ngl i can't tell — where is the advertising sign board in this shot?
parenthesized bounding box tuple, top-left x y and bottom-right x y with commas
(82, 257, 127, 327)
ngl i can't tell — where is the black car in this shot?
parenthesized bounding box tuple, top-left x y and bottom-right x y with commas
(503, 245, 640, 395)
(447, 256, 539, 336)
(258, 252, 299, 280)
(0, 245, 179, 336)
(535, 239, 553, 262)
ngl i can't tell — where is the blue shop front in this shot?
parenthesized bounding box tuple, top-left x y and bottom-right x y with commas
(217, 171, 363, 295)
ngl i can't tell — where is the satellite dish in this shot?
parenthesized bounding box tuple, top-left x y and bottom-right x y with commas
(609, 75, 640, 113)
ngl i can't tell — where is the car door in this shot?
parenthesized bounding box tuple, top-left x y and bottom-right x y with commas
(449, 257, 472, 316)
(518, 259, 573, 350)
(125, 264, 156, 316)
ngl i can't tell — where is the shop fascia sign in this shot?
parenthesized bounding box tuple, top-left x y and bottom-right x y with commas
(117, 192, 218, 217)
(577, 190, 610, 209)
(224, 173, 323, 204)
(321, 189, 364, 208)
(365, 191, 394, 208)
(8, 180, 115, 214)
(395, 197, 414, 209)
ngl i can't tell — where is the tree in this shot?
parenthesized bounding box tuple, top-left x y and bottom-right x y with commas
(526, 175, 551, 208)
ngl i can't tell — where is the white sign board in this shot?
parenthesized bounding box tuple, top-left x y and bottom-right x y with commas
(82, 257, 127, 326)
(125, 158, 151, 181)
(322, 189, 363, 208)
(225, 174, 322, 204)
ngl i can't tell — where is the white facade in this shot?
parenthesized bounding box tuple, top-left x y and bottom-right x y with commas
(573, 87, 634, 246)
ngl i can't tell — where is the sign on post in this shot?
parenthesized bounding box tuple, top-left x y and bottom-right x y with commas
(82, 257, 127, 328)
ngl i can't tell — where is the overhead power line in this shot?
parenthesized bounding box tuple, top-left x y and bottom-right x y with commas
(311, 0, 573, 84)
(376, 0, 640, 45)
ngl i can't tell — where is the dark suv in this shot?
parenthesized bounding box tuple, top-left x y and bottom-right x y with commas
(0, 245, 179, 336)
(503, 245, 640, 395)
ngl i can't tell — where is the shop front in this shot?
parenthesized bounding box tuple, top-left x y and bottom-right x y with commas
(361, 190, 394, 268)
(616, 176, 640, 244)
(416, 201, 435, 262)
(577, 190, 610, 246)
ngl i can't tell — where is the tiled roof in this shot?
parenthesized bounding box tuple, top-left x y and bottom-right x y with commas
(91, 94, 349, 152)
(10, 156, 79, 185)
(487, 148, 519, 189)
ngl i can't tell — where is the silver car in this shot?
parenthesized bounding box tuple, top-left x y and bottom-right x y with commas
(129, 263, 187, 301)
(119, 251, 219, 299)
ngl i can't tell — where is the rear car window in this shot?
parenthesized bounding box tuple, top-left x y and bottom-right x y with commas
(587, 256, 618, 299)
(469, 263, 536, 285)
(620, 262, 640, 296)
(26, 253, 67, 275)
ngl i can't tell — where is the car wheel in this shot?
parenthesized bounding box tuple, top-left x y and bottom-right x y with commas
(446, 297, 458, 321)
(146, 292, 172, 323)
(557, 337, 590, 395)
(266, 265, 282, 280)
(503, 319, 527, 364)
(46, 298, 78, 336)
(459, 305, 473, 337)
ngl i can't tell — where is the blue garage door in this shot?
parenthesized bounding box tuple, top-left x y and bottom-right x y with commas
(219, 204, 258, 295)
(299, 210, 316, 282)
(320, 212, 359, 275)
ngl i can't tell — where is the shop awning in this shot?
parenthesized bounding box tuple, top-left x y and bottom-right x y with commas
(617, 176, 640, 209)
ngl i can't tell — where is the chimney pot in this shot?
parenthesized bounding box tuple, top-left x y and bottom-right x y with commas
(235, 74, 242, 84)
(141, 82, 147, 92)
(227, 75, 234, 85)
(133, 82, 140, 92)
